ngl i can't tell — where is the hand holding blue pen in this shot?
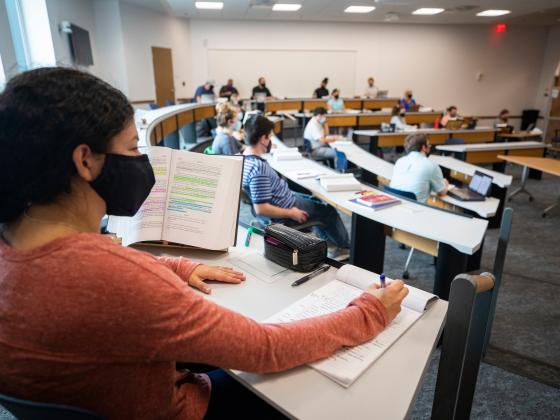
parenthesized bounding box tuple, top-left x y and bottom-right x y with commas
(380, 273, 386, 288)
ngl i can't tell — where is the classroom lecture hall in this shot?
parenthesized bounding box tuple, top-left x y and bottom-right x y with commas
(0, 0, 560, 419)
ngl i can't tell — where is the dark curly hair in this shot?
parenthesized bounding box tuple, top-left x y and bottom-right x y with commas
(0, 67, 133, 224)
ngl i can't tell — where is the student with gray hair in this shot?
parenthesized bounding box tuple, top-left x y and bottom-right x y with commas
(389, 133, 449, 203)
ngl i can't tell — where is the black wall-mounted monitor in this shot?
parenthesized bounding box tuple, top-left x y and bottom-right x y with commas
(69, 24, 94, 66)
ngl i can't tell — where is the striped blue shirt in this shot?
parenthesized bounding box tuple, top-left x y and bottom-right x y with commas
(242, 155, 296, 208)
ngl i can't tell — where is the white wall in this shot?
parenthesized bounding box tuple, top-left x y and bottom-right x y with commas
(0, 1, 17, 79)
(120, 2, 191, 101)
(189, 19, 549, 115)
(93, 0, 128, 94)
(46, 0, 101, 75)
(534, 26, 560, 112)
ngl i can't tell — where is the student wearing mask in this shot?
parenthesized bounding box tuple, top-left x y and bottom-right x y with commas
(304, 107, 339, 160)
(390, 133, 449, 203)
(390, 106, 414, 131)
(364, 77, 378, 98)
(212, 102, 244, 155)
(313, 77, 330, 98)
(219, 78, 239, 99)
(441, 105, 461, 127)
(399, 90, 416, 112)
(327, 89, 345, 113)
(243, 115, 352, 255)
(251, 77, 273, 100)
(0, 68, 407, 419)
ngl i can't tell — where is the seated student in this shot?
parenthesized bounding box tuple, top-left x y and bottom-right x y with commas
(0, 68, 407, 420)
(194, 80, 215, 103)
(252, 77, 273, 100)
(313, 77, 330, 99)
(219, 78, 239, 99)
(390, 106, 414, 131)
(363, 77, 378, 98)
(327, 89, 345, 113)
(496, 108, 510, 126)
(243, 115, 351, 253)
(399, 90, 416, 112)
(390, 133, 449, 203)
(303, 107, 339, 160)
(212, 102, 244, 155)
(440, 105, 462, 127)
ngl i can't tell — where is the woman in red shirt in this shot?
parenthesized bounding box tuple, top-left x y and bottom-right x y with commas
(0, 68, 407, 419)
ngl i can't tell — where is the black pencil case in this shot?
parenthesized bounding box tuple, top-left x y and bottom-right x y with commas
(263, 224, 327, 272)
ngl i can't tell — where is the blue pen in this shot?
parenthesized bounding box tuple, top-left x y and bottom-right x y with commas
(380, 273, 386, 288)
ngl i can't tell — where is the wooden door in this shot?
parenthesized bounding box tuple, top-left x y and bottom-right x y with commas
(151, 47, 175, 106)
(545, 61, 560, 142)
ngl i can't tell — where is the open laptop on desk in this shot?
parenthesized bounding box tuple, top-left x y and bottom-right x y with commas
(448, 171, 493, 202)
(408, 104, 420, 112)
(446, 119, 464, 130)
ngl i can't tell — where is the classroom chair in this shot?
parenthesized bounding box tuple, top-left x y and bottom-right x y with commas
(444, 138, 465, 145)
(163, 130, 180, 150)
(188, 138, 214, 153)
(203, 146, 214, 154)
(432, 208, 513, 420)
(0, 393, 102, 420)
(334, 149, 348, 172)
(164, 100, 175, 106)
(383, 185, 418, 279)
(148, 103, 160, 110)
(303, 139, 334, 168)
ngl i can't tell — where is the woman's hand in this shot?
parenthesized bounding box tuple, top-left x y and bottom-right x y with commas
(188, 265, 246, 294)
(366, 280, 408, 323)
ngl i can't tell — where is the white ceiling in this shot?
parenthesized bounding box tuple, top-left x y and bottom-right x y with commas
(120, 0, 560, 25)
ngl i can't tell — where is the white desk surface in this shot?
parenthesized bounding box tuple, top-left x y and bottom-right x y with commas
(436, 140, 546, 153)
(266, 155, 488, 255)
(142, 228, 448, 420)
(330, 142, 499, 218)
(354, 127, 497, 138)
(430, 155, 513, 188)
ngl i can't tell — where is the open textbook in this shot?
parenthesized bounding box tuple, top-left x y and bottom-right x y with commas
(266, 264, 437, 387)
(108, 147, 243, 250)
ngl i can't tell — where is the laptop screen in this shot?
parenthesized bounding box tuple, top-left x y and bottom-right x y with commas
(468, 171, 493, 196)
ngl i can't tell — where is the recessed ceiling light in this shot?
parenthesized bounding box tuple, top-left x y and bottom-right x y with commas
(345, 6, 375, 14)
(476, 10, 511, 17)
(272, 3, 302, 12)
(412, 8, 445, 16)
(195, 2, 223, 10)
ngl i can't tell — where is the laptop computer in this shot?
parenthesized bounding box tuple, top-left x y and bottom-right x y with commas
(446, 119, 463, 129)
(408, 104, 420, 112)
(448, 171, 493, 202)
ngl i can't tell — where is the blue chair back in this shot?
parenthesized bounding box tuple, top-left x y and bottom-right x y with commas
(163, 131, 180, 150)
(303, 139, 313, 154)
(148, 103, 160, 110)
(444, 138, 465, 145)
(383, 185, 417, 201)
(334, 149, 348, 172)
(0, 393, 101, 420)
(164, 100, 175, 106)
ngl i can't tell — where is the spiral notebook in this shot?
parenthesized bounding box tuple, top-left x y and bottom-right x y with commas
(266, 265, 437, 387)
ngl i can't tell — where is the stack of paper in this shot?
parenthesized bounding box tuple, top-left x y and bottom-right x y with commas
(319, 174, 362, 192)
(271, 147, 303, 161)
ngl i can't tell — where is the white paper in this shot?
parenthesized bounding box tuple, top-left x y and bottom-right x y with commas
(266, 279, 422, 387)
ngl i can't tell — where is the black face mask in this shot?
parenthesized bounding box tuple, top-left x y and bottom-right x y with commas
(90, 154, 155, 217)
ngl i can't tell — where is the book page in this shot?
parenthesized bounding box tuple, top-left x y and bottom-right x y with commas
(266, 280, 421, 387)
(335, 265, 437, 312)
(121, 147, 172, 246)
(162, 151, 243, 250)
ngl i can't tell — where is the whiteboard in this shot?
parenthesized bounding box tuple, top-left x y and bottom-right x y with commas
(207, 49, 356, 99)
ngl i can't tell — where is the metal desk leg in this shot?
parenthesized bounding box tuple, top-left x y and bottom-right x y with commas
(508, 165, 533, 201)
(488, 185, 506, 229)
(543, 196, 560, 217)
(349, 213, 385, 274)
(435, 243, 469, 300)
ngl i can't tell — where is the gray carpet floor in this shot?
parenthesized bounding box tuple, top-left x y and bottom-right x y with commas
(1, 138, 558, 418)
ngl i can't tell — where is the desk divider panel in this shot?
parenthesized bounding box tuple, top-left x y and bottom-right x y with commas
(177, 110, 194, 128)
(266, 101, 302, 112)
(427, 133, 450, 145)
(460, 131, 495, 142)
(507, 148, 546, 157)
(161, 116, 178, 138)
(303, 99, 327, 111)
(326, 115, 358, 127)
(378, 134, 407, 148)
(344, 99, 363, 110)
(466, 151, 502, 164)
(406, 113, 440, 124)
(358, 114, 391, 126)
(194, 105, 216, 121)
(363, 98, 399, 109)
